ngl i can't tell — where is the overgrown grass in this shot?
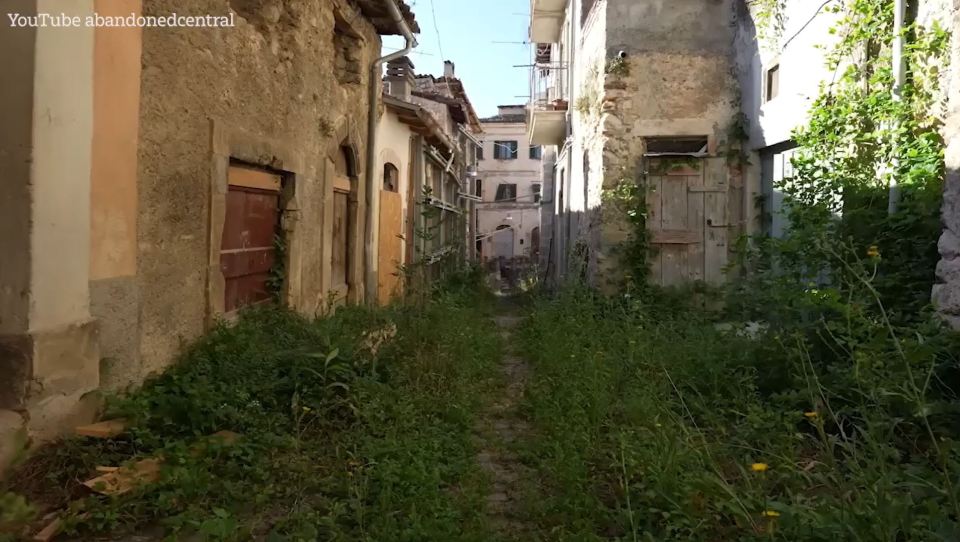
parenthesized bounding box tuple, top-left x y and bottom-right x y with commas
(515, 286, 960, 541)
(2, 271, 502, 541)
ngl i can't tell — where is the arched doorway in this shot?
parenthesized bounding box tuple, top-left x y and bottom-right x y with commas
(333, 144, 358, 301)
(494, 225, 514, 260)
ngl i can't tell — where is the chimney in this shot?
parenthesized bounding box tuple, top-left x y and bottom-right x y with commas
(385, 56, 415, 101)
(443, 60, 455, 79)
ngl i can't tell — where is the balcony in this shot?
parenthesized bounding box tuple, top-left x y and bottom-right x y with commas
(528, 59, 568, 146)
(529, 103, 567, 146)
(530, 0, 565, 43)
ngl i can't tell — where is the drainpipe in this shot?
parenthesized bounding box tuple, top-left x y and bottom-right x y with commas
(364, 0, 417, 305)
(887, 0, 906, 214)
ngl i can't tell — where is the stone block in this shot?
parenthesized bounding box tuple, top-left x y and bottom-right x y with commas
(27, 390, 102, 442)
(30, 320, 100, 399)
(0, 335, 32, 410)
(0, 409, 27, 477)
(939, 229, 960, 261)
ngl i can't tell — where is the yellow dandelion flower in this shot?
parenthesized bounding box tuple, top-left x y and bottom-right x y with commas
(751, 462, 769, 473)
(867, 245, 880, 258)
(762, 510, 780, 518)
(804, 411, 818, 419)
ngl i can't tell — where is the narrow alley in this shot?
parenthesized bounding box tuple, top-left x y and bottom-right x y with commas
(3, 0, 960, 540)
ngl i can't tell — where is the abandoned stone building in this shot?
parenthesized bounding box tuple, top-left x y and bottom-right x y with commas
(375, 56, 482, 302)
(0, 0, 420, 470)
(531, 0, 747, 290)
(530, 0, 960, 326)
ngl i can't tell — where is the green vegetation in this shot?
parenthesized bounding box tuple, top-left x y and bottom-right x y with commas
(510, 1, 960, 540)
(515, 283, 960, 540)
(2, 270, 501, 541)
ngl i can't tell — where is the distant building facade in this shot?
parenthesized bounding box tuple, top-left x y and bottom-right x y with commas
(477, 106, 544, 278)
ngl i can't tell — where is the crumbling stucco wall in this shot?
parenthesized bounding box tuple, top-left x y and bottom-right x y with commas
(90, 0, 143, 391)
(934, 0, 960, 328)
(0, 0, 101, 460)
(136, 0, 380, 376)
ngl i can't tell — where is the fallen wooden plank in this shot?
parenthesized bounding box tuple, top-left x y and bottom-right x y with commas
(81, 431, 240, 496)
(32, 517, 63, 542)
(75, 419, 127, 438)
(83, 458, 162, 496)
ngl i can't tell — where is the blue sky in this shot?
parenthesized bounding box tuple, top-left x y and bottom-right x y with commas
(382, 0, 531, 118)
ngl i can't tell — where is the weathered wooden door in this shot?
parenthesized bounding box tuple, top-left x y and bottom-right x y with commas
(646, 158, 728, 286)
(221, 165, 282, 312)
(378, 190, 403, 304)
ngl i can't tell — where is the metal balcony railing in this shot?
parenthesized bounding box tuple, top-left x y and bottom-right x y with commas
(529, 62, 567, 114)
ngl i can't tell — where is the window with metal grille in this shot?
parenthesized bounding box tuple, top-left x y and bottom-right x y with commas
(533, 183, 542, 203)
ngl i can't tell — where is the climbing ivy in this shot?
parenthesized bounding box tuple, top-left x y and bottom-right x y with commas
(603, 163, 651, 290)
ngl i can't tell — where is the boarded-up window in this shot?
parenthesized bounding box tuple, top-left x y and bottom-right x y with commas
(645, 137, 709, 156)
(221, 165, 282, 312)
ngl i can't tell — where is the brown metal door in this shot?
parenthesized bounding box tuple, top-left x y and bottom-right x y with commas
(221, 165, 281, 312)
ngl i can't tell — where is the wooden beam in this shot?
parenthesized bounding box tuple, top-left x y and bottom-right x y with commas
(650, 230, 701, 245)
(75, 419, 127, 438)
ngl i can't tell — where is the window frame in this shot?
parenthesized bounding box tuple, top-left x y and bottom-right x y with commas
(493, 140, 519, 160)
(495, 183, 518, 202)
(765, 63, 780, 103)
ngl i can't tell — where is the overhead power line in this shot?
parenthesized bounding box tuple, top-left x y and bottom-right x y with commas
(429, 0, 445, 62)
